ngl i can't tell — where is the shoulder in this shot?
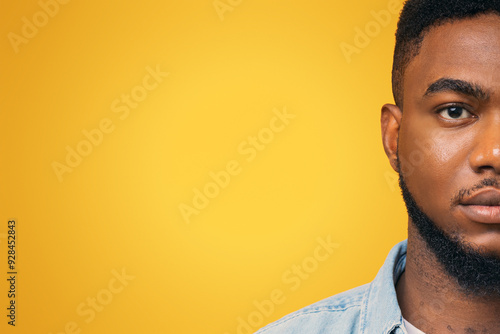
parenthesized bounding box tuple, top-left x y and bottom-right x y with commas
(255, 283, 369, 334)
(255, 240, 408, 334)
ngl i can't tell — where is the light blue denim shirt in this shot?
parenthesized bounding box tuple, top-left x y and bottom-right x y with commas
(255, 240, 408, 334)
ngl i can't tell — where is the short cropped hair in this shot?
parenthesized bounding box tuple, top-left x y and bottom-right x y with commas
(392, 0, 500, 108)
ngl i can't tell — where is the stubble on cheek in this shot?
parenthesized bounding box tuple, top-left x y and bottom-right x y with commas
(398, 123, 467, 222)
(401, 122, 489, 240)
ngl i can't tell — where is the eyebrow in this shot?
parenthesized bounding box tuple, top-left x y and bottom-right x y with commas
(424, 78, 490, 101)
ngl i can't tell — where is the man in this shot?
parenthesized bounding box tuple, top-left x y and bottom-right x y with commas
(256, 0, 500, 333)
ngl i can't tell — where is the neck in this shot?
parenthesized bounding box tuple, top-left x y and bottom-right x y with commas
(397, 222, 500, 334)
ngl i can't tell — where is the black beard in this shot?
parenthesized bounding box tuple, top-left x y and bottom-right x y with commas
(398, 171, 500, 298)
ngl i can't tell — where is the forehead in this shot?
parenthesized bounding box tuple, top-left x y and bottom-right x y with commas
(403, 14, 500, 103)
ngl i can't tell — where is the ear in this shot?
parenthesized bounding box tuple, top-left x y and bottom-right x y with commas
(381, 104, 402, 172)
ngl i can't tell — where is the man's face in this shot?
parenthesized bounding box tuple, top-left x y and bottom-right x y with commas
(399, 14, 500, 256)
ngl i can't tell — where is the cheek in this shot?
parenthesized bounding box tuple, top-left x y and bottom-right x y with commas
(398, 126, 469, 217)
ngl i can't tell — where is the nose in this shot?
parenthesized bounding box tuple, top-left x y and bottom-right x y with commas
(469, 116, 500, 174)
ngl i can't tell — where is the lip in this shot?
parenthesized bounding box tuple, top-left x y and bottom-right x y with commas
(460, 188, 500, 206)
(458, 205, 500, 224)
(458, 188, 500, 224)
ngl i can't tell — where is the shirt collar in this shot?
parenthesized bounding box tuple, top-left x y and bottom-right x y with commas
(360, 239, 408, 334)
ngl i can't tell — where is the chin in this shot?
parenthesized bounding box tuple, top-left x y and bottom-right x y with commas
(399, 172, 500, 297)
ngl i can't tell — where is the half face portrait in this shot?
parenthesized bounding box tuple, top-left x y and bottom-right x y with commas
(258, 1, 500, 333)
(383, 11, 500, 297)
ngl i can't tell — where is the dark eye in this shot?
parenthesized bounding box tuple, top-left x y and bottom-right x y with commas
(438, 106, 474, 120)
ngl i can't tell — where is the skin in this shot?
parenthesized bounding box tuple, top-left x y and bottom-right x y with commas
(381, 14, 500, 333)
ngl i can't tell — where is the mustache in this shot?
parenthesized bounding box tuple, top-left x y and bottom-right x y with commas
(451, 178, 500, 207)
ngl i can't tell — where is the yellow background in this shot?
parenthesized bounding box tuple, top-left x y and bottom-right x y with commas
(0, 0, 407, 333)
